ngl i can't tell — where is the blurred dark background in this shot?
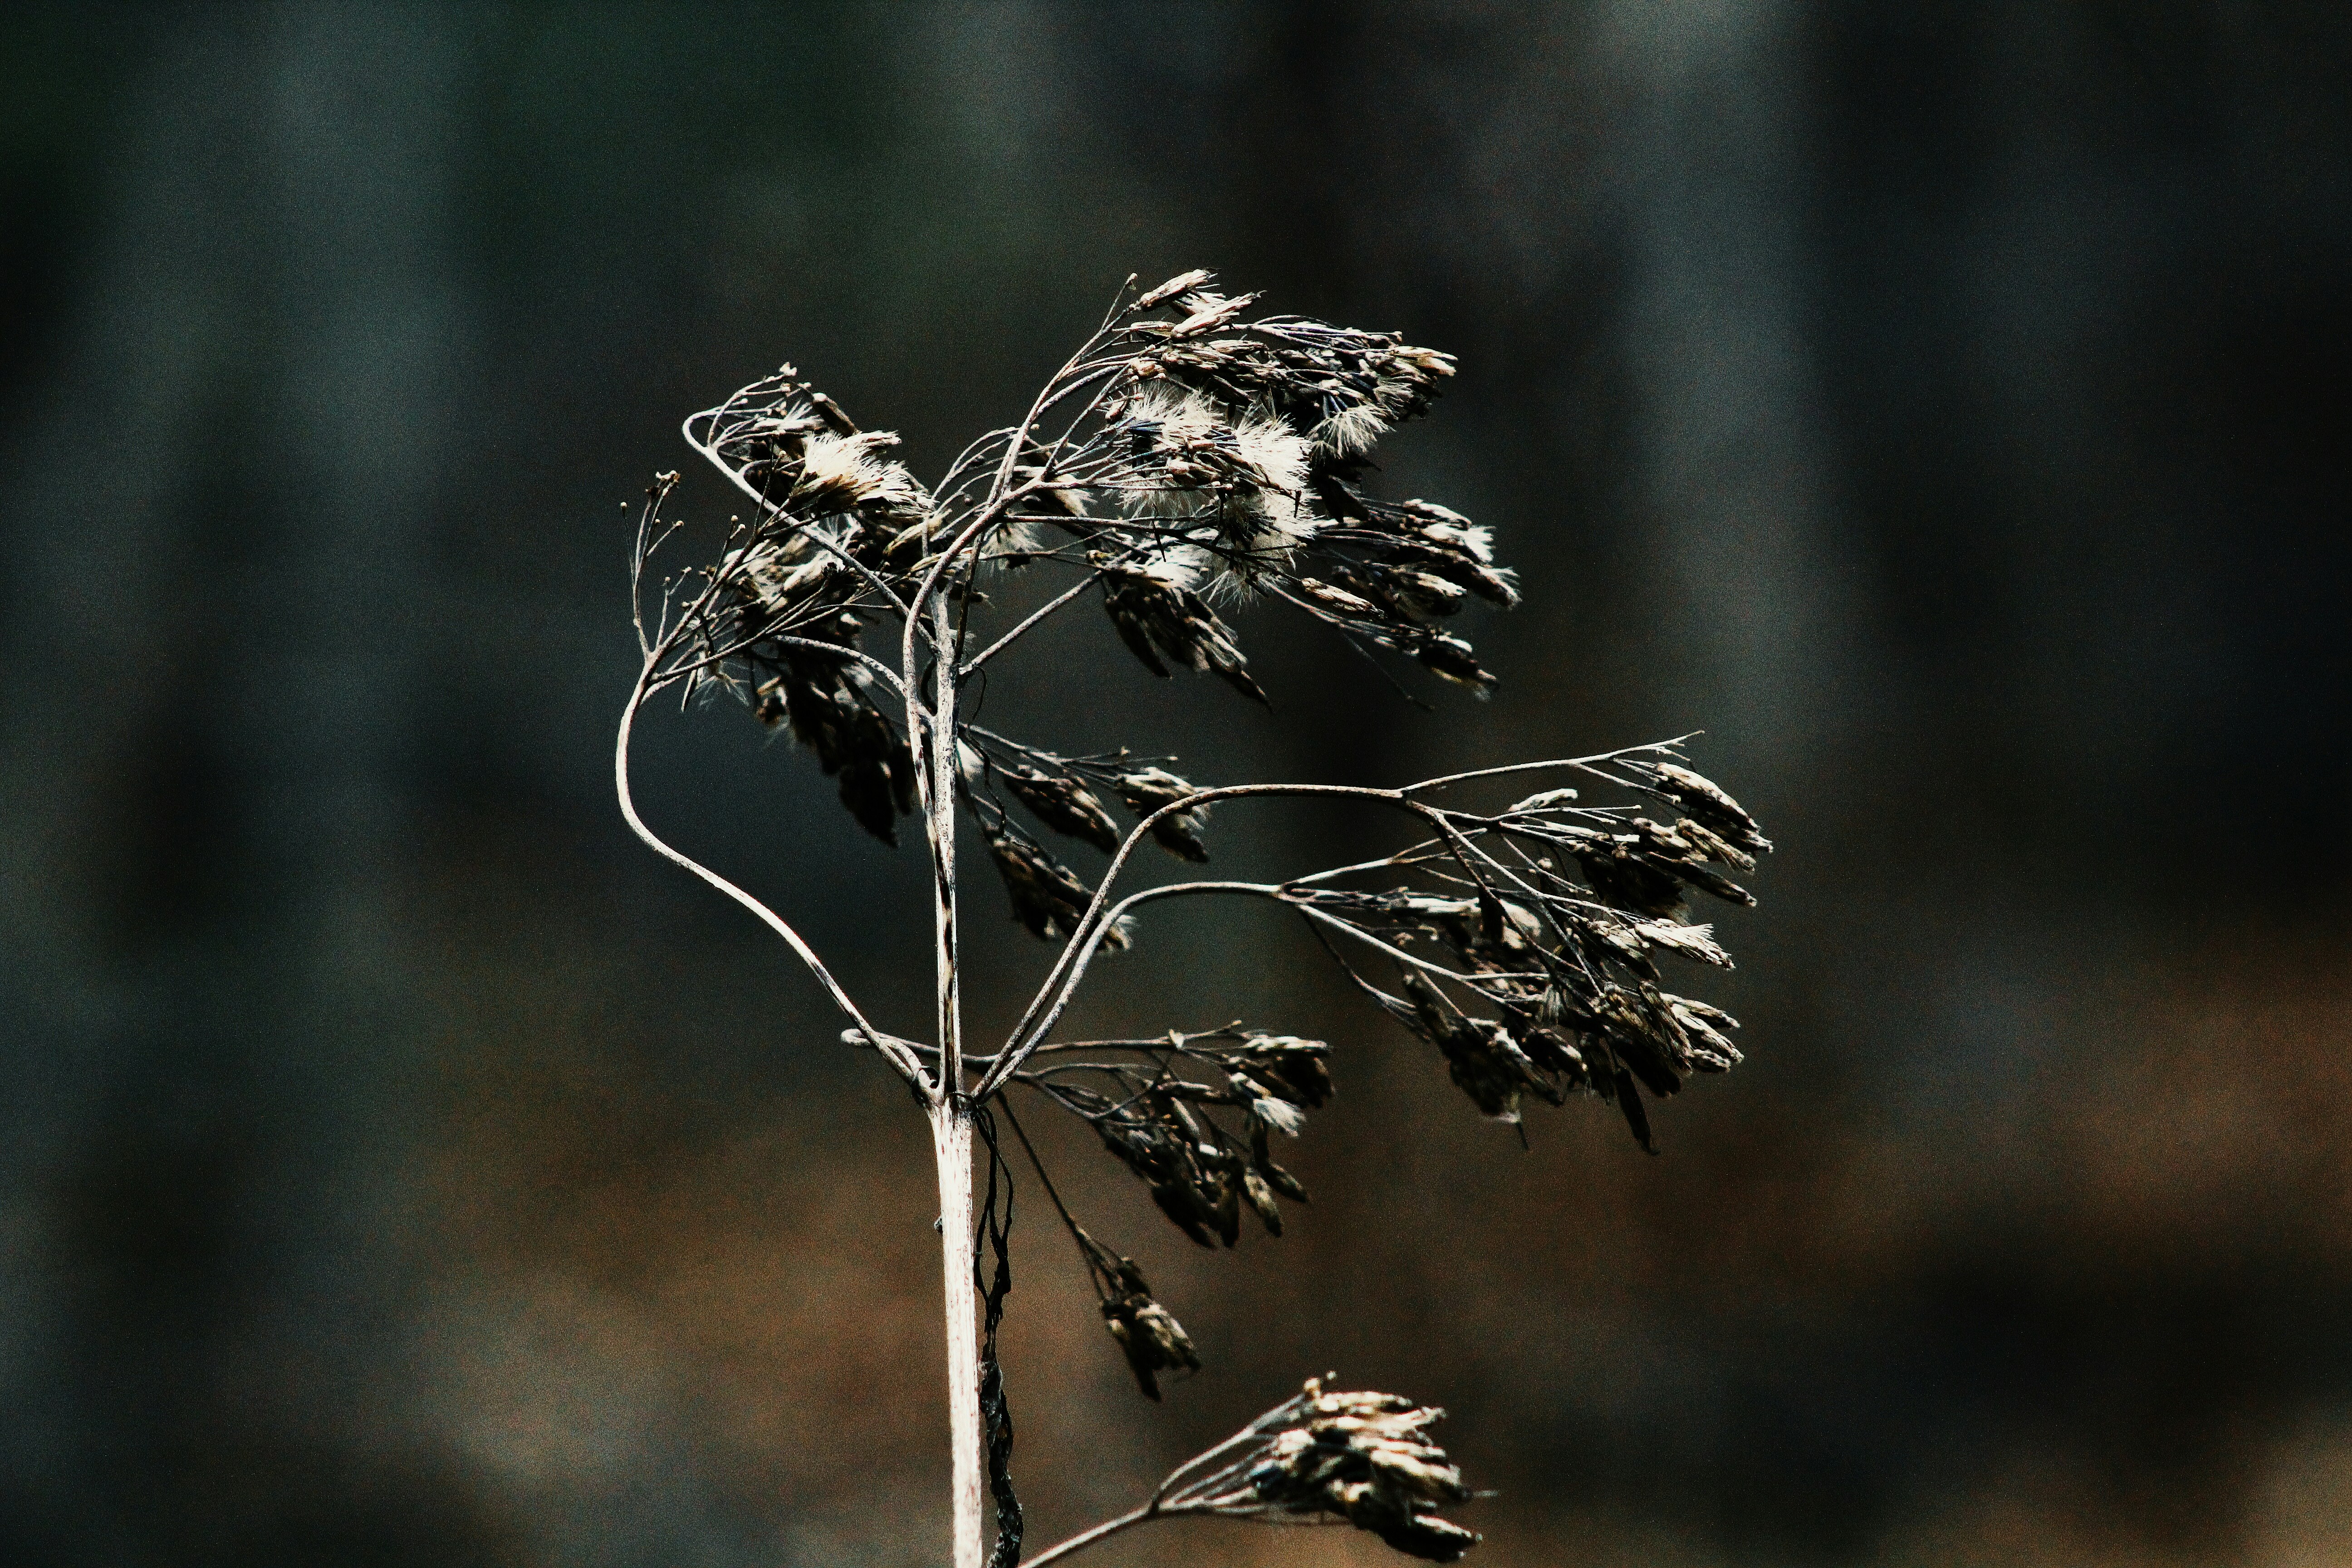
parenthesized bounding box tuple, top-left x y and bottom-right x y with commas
(5, 4, 2350, 1565)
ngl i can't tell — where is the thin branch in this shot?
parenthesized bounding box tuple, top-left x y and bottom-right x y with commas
(985, 784, 1395, 1093)
(1399, 737, 1698, 797)
(1293, 904, 1543, 988)
(957, 569, 1105, 676)
(1021, 1504, 1158, 1568)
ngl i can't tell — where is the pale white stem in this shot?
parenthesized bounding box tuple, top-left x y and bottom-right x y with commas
(957, 568, 1104, 676)
(924, 601, 964, 1094)
(917, 572, 982, 1568)
(928, 1100, 985, 1568)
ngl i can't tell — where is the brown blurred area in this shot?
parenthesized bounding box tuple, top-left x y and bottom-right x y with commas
(5, 5, 2350, 1565)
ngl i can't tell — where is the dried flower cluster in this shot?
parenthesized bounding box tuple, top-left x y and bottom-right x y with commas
(1277, 750, 1770, 1150)
(1083, 1239, 1199, 1401)
(1025, 1377, 1479, 1568)
(640, 272, 1501, 886)
(990, 1025, 1329, 1396)
(619, 269, 1777, 1568)
(1240, 1380, 1480, 1562)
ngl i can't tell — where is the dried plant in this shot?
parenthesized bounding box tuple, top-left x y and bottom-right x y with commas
(614, 271, 1773, 1567)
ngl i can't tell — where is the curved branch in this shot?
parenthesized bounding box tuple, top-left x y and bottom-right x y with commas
(616, 668, 928, 1091)
(1022, 1378, 1342, 1568)
(902, 327, 1142, 685)
(981, 784, 1411, 1097)
(980, 860, 1335, 1099)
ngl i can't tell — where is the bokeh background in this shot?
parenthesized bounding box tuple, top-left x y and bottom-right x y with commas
(5, 4, 2350, 1565)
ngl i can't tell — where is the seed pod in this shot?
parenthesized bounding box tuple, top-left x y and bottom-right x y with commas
(1215, 1032, 1334, 1110)
(1634, 918, 1732, 968)
(1135, 268, 1215, 310)
(1294, 576, 1383, 618)
(1249, 1120, 1312, 1202)
(1674, 816, 1757, 872)
(1241, 1167, 1284, 1235)
(1413, 631, 1493, 691)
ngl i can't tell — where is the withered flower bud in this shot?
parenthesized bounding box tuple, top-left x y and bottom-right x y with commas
(1240, 1166, 1285, 1235)
(1380, 567, 1470, 619)
(1665, 994, 1742, 1070)
(1095, 1104, 1237, 1249)
(1673, 816, 1757, 872)
(1633, 918, 1732, 968)
(1249, 1121, 1311, 1203)
(1112, 765, 1213, 862)
(1134, 268, 1215, 311)
(1596, 984, 1690, 1100)
(1566, 827, 1700, 918)
(1397, 970, 1561, 1122)
(1412, 631, 1493, 691)
(1618, 759, 1774, 854)
(1101, 567, 1270, 705)
(983, 818, 1127, 947)
(1223, 1032, 1336, 1108)
(1099, 1256, 1201, 1401)
(996, 764, 1123, 853)
(1294, 576, 1382, 617)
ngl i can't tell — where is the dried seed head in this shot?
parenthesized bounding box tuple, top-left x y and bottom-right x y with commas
(1392, 969, 1562, 1123)
(1111, 765, 1213, 861)
(995, 764, 1123, 854)
(750, 657, 917, 845)
(1632, 918, 1733, 968)
(1619, 759, 1774, 855)
(792, 430, 931, 516)
(1666, 994, 1743, 1070)
(981, 817, 1128, 948)
(1224, 1032, 1336, 1108)
(1094, 1101, 1239, 1249)
(1181, 1377, 1480, 1563)
(1100, 564, 1270, 704)
(1267, 745, 1765, 1151)
(1413, 630, 1494, 691)
(1135, 268, 1215, 310)
(1312, 400, 1391, 456)
(1098, 1255, 1200, 1401)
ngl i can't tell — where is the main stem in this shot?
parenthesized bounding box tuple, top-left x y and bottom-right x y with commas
(923, 590, 985, 1568)
(931, 1099, 982, 1568)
